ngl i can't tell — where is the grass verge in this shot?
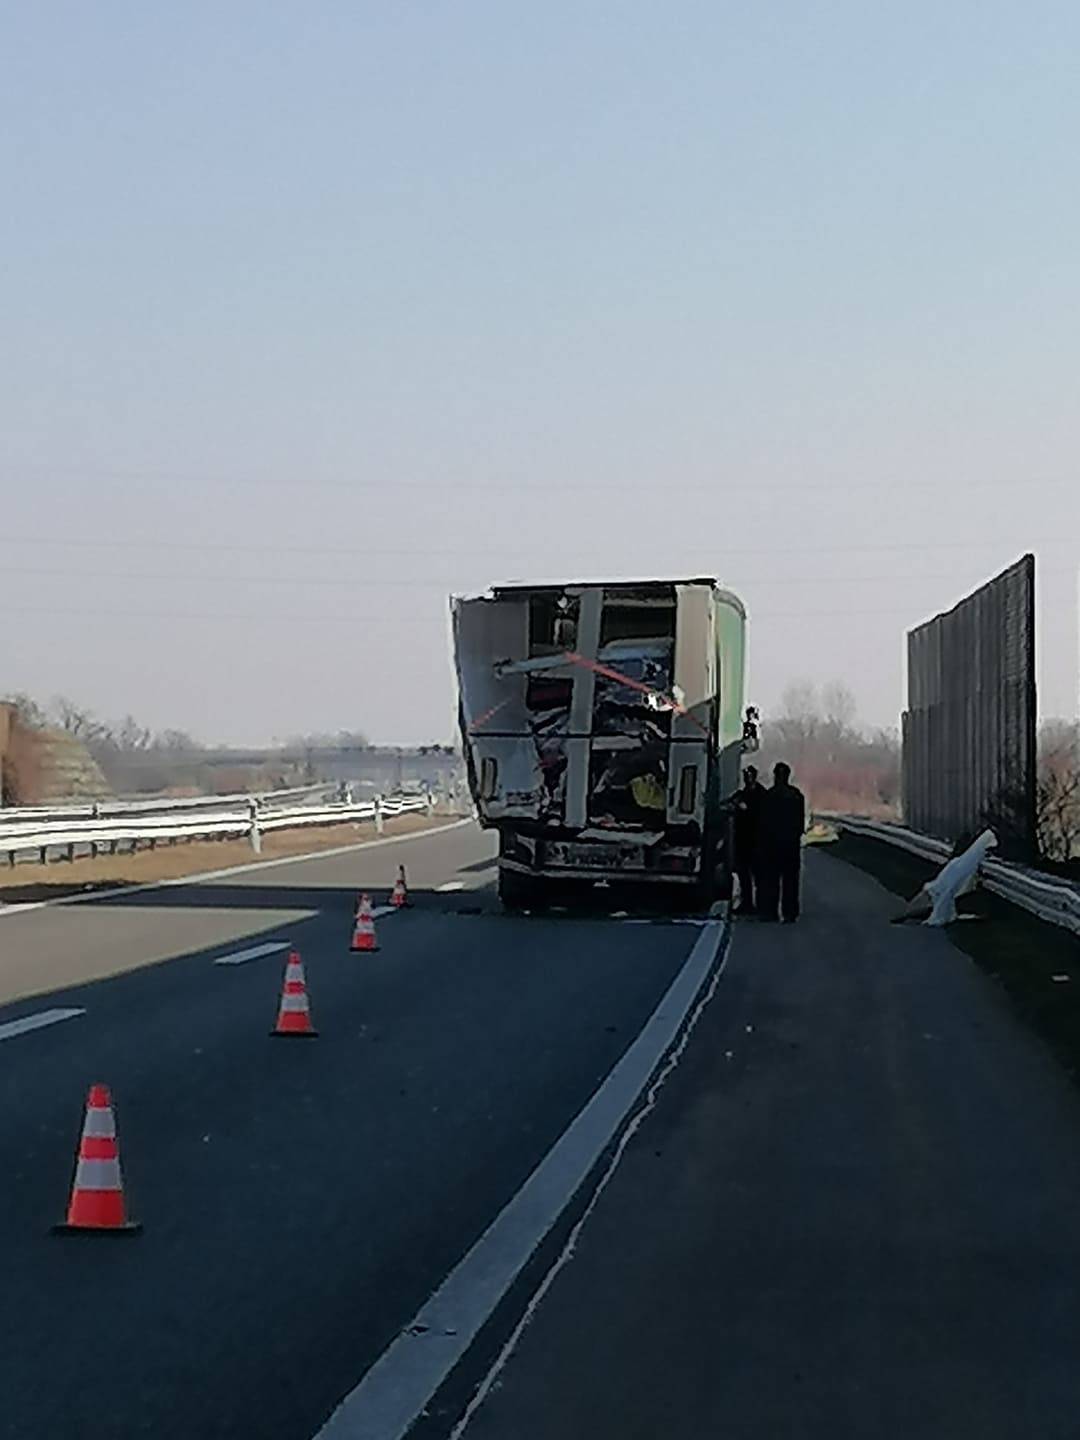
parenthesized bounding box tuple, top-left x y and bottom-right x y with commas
(830, 833, 1080, 1082)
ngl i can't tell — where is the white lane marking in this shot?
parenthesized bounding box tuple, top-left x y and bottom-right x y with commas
(452, 924, 731, 1439)
(0, 819, 476, 921)
(314, 918, 730, 1440)
(436, 881, 466, 893)
(213, 942, 290, 966)
(209, 907, 401, 964)
(0, 1007, 86, 1042)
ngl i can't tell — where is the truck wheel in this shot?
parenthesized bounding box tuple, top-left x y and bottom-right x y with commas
(498, 866, 542, 913)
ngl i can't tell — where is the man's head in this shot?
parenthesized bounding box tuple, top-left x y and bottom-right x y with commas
(743, 765, 758, 786)
(773, 761, 792, 786)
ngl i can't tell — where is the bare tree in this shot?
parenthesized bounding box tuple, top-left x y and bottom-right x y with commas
(821, 681, 857, 733)
(50, 696, 111, 744)
(1037, 720, 1080, 864)
(156, 729, 198, 753)
(761, 679, 899, 817)
(115, 714, 154, 752)
(1, 692, 46, 728)
(779, 681, 819, 733)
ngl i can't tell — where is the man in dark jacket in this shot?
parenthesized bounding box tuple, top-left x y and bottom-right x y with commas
(732, 765, 765, 915)
(758, 761, 806, 923)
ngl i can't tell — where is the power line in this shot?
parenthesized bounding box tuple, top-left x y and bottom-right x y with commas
(0, 564, 1073, 588)
(0, 602, 966, 624)
(0, 533, 1074, 558)
(3, 462, 1077, 494)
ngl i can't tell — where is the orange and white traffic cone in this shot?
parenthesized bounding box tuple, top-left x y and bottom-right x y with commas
(54, 1084, 141, 1235)
(350, 894, 379, 952)
(390, 866, 408, 909)
(270, 949, 318, 1037)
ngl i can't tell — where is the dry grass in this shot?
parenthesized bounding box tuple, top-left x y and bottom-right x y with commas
(0, 812, 459, 905)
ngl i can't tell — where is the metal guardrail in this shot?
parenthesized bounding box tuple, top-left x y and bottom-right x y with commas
(829, 815, 1080, 937)
(0, 782, 338, 823)
(0, 792, 432, 867)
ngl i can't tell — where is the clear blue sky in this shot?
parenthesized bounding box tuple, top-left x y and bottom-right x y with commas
(2, 2, 1077, 744)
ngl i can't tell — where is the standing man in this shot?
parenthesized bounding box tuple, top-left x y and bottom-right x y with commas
(732, 764, 765, 915)
(759, 761, 806, 923)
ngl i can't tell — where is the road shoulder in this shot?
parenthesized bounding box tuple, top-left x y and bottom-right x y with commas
(458, 851, 1080, 1440)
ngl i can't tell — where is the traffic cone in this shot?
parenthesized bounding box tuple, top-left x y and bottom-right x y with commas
(350, 894, 379, 952)
(54, 1084, 141, 1235)
(270, 949, 318, 1037)
(391, 866, 408, 908)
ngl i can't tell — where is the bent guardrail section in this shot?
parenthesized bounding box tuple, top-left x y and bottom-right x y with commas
(828, 815, 1080, 937)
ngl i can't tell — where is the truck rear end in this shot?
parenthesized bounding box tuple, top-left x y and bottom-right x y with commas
(452, 579, 747, 910)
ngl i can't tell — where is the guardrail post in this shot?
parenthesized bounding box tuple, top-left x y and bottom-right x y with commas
(248, 797, 262, 854)
(374, 795, 385, 835)
(425, 789, 435, 817)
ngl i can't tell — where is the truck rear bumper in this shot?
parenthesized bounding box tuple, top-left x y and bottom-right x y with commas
(498, 857, 698, 886)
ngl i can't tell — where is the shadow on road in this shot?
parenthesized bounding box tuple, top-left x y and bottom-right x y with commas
(1, 877, 718, 923)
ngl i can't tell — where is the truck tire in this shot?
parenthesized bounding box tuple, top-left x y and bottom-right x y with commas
(498, 866, 543, 913)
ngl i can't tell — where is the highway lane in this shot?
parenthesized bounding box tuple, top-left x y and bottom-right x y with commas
(0, 822, 717, 1439)
(0, 817, 477, 1006)
(459, 850, 1080, 1440)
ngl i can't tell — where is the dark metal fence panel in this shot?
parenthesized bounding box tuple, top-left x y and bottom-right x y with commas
(902, 555, 1037, 857)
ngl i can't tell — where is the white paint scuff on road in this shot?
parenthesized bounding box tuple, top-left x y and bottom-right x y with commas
(436, 881, 466, 893)
(213, 942, 290, 966)
(0, 1008, 86, 1042)
(314, 918, 731, 1440)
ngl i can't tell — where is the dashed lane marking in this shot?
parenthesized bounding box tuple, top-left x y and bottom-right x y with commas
(213, 942, 291, 966)
(0, 1008, 86, 1043)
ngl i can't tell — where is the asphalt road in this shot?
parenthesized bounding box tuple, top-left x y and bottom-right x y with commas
(0, 822, 717, 1439)
(460, 849, 1080, 1439)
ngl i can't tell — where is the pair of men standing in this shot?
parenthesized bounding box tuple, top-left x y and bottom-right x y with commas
(732, 762, 805, 923)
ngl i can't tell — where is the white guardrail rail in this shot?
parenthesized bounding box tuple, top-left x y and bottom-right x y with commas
(829, 815, 1080, 938)
(0, 789, 433, 866)
(0, 781, 339, 823)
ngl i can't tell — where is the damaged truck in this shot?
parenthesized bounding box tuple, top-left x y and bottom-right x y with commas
(452, 578, 750, 911)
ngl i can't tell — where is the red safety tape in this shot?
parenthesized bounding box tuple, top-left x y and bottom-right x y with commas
(467, 653, 710, 739)
(563, 653, 710, 737)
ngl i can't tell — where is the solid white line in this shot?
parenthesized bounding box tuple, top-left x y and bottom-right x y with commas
(0, 819, 475, 921)
(451, 923, 731, 1438)
(213, 942, 290, 966)
(0, 1007, 86, 1042)
(314, 918, 730, 1440)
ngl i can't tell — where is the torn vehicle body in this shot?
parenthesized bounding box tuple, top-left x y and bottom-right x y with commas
(452, 578, 748, 909)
